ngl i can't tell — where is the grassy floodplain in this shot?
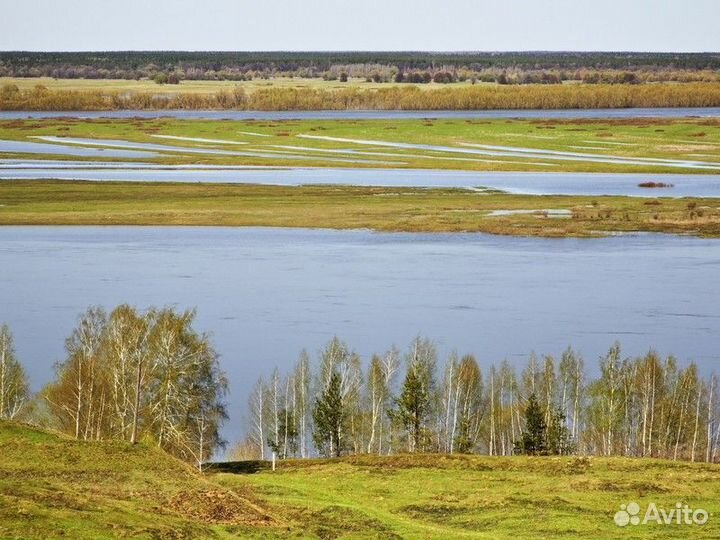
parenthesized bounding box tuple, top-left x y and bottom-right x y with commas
(3, 421, 720, 539)
(1, 117, 719, 236)
(0, 76, 485, 94)
(2, 181, 720, 237)
(1, 116, 719, 173)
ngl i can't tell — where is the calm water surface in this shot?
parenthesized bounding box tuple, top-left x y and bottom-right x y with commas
(1, 107, 719, 121)
(1, 226, 719, 440)
(3, 166, 720, 197)
(0, 139, 157, 159)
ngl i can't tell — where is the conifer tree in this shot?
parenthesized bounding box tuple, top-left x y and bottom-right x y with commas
(516, 393, 547, 455)
(312, 370, 345, 457)
(392, 339, 436, 453)
(393, 364, 428, 452)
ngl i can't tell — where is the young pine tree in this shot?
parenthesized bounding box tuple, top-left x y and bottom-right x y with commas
(515, 393, 547, 455)
(312, 370, 345, 457)
(393, 363, 430, 452)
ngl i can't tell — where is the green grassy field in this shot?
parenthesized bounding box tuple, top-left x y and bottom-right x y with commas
(3, 422, 719, 539)
(1, 117, 719, 173)
(213, 455, 720, 540)
(1, 180, 719, 237)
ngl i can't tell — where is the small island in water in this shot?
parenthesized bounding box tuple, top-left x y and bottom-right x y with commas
(638, 181, 675, 188)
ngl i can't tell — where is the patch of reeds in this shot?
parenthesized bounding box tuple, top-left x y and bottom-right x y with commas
(3, 82, 720, 111)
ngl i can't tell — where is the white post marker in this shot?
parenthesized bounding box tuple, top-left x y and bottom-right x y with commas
(272, 451, 276, 471)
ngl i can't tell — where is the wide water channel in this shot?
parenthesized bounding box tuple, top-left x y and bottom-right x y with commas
(3, 165, 720, 197)
(1, 226, 719, 440)
(2, 107, 720, 120)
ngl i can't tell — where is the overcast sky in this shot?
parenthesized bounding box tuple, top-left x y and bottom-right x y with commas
(1, 0, 718, 52)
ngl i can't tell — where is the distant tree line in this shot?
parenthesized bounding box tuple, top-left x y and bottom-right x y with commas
(1, 65, 717, 86)
(1, 51, 719, 83)
(3, 82, 720, 111)
(0, 307, 227, 471)
(238, 337, 720, 463)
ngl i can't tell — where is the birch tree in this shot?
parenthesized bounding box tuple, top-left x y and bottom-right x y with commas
(585, 343, 625, 455)
(378, 346, 400, 454)
(707, 374, 717, 463)
(45, 307, 108, 440)
(439, 352, 459, 453)
(559, 347, 584, 443)
(247, 377, 266, 459)
(266, 368, 282, 457)
(45, 305, 228, 463)
(635, 351, 662, 456)
(147, 307, 227, 461)
(452, 354, 483, 454)
(0, 324, 28, 420)
(367, 354, 387, 454)
(104, 305, 152, 443)
(293, 350, 311, 458)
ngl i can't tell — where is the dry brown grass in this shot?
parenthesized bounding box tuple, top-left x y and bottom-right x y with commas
(3, 82, 720, 111)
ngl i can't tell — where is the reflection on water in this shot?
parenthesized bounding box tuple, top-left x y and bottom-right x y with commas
(1, 226, 719, 440)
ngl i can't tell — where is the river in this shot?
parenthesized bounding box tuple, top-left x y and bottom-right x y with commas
(1, 107, 720, 121)
(1, 226, 719, 441)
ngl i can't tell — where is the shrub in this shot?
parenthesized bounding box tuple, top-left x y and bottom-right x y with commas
(153, 72, 168, 85)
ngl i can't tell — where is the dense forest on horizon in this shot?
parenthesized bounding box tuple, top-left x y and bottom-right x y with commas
(4, 50, 720, 70)
(2, 51, 719, 84)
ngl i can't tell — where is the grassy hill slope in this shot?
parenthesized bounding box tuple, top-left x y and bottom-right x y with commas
(0, 422, 275, 539)
(3, 421, 720, 539)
